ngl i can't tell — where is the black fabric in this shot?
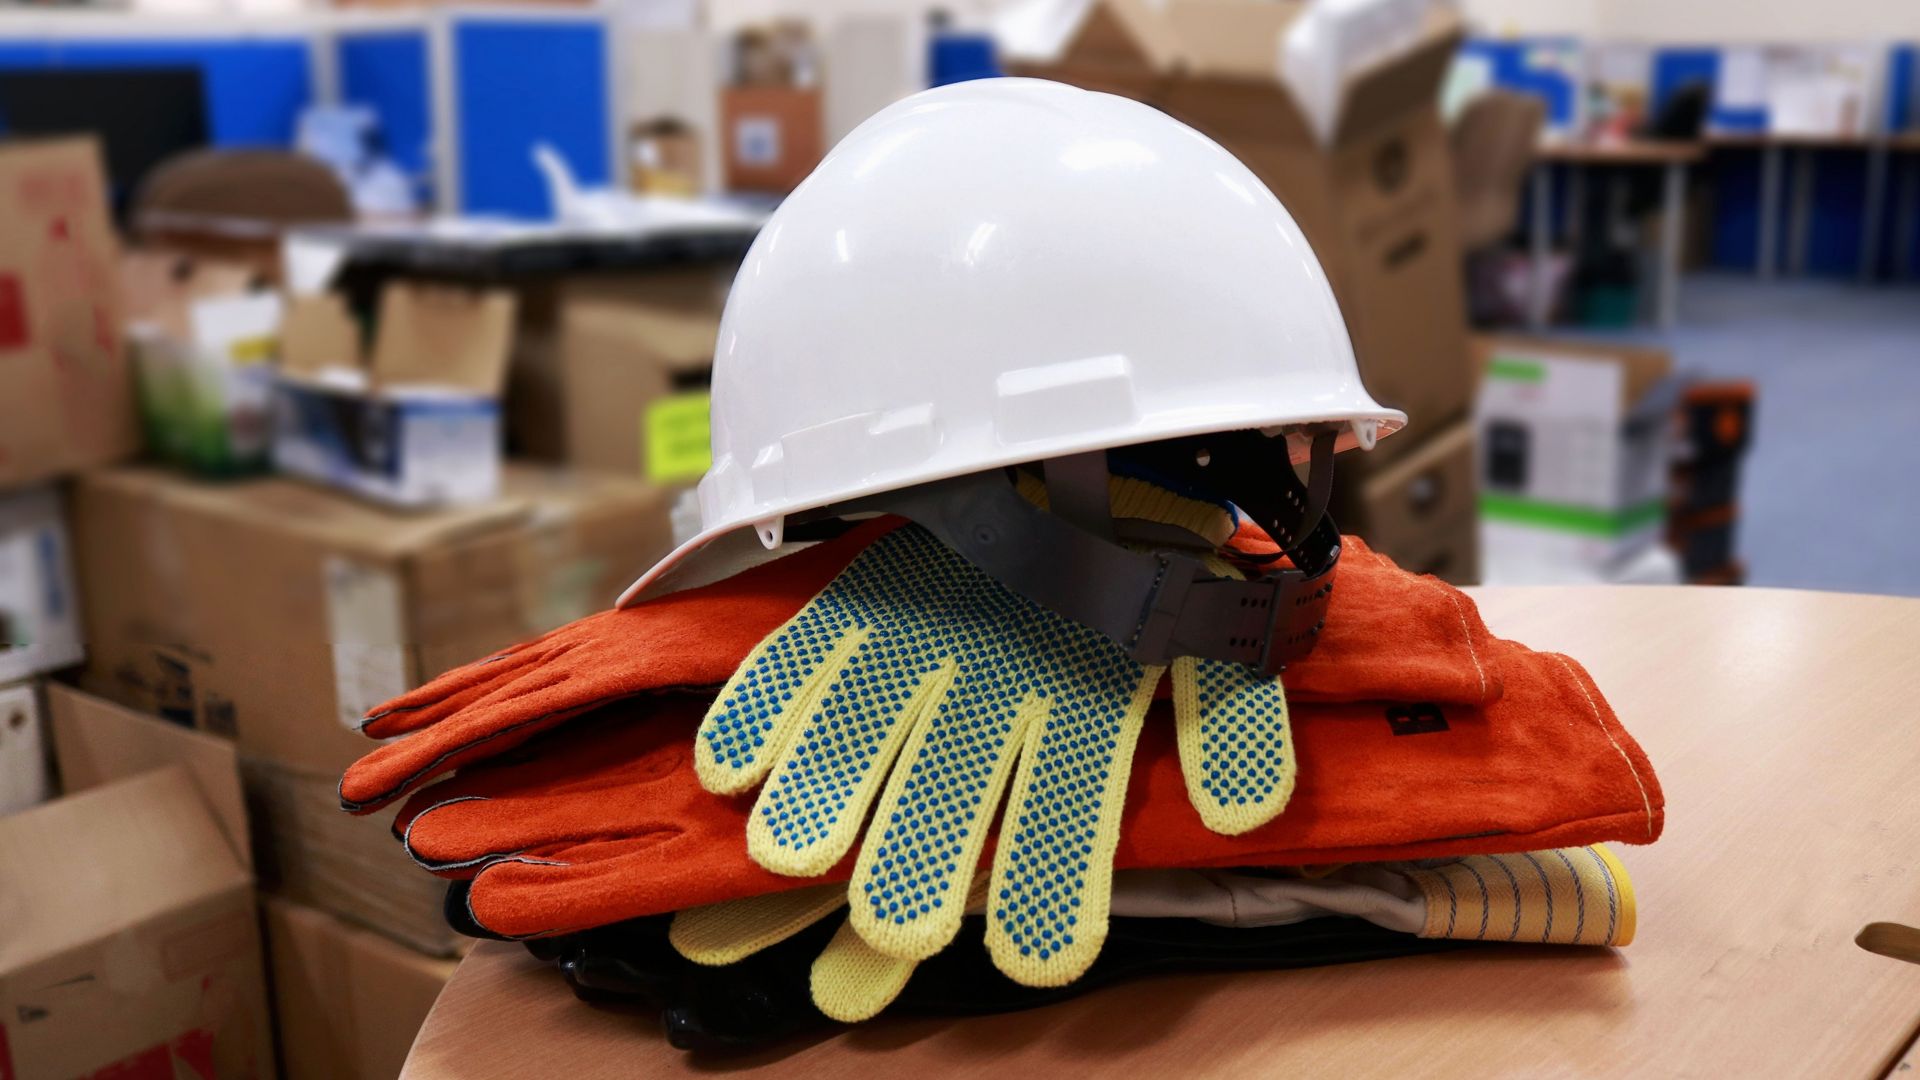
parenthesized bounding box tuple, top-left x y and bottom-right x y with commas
(503, 899, 1474, 1054)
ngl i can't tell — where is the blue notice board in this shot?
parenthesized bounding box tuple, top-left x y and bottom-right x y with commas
(451, 15, 610, 219)
(0, 35, 311, 146)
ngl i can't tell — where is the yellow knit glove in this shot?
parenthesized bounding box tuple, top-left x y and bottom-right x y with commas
(694, 476, 1296, 988)
(695, 524, 1162, 988)
(670, 877, 993, 1023)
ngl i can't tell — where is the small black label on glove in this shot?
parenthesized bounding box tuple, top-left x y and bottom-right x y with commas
(1385, 703, 1449, 736)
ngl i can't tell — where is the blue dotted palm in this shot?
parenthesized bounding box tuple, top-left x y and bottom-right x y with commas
(695, 522, 1292, 987)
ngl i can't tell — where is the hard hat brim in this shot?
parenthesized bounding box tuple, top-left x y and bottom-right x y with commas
(616, 407, 1405, 609)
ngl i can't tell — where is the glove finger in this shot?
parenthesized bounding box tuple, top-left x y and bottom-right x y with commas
(395, 717, 691, 873)
(744, 643, 960, 878)
(669, 883, 848, 966)
(811, 870, 993, 1023)
(459, 835, 699, 939)
(341, 662, 609, 813)
(844, 672, 1038, 962)
(384, 729, 564, 839)
(810, 915, 918, 1023)
(983, 662, 1161, 988)
(694, 614, 867, 796)
(357, 640, 553, 739)
(1171, 656, 1296, 836)
(697, 522, 964, 799)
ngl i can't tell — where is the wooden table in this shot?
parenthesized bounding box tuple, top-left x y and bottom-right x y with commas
(403, 587, 1920, 1078)
(1526, 140, 1705, 331)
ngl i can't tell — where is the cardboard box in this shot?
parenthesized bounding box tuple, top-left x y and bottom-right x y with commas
(69, 465, 672, 951)
(1011, 1, 1473, 457)
(0, 767, 271, 1079)
(0, 679, 50, 816)
(265, 897, 458, 1080)
(47, 682, 251, 869)
(0, 137, 140, 489)
(276, 282, 517, 507)
(71, 464, 674, 774)
(503, 284, 567, 463)
(721, 85, 824, 194)
(1474, 334, 1679, 582)
(244, 755, 458, 954)
(1331, 417, 1478, 584)
(0, 486, 83, 684)
(559, 266, 732, 483)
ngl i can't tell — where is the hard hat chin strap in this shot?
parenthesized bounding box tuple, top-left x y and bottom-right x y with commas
(811, 430, 1341, 674)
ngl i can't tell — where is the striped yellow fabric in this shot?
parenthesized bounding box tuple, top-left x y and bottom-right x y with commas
(1403, 845, 1636, 947)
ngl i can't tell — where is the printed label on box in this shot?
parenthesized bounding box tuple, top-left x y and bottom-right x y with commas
(643, 391, 713, 484)
(323, 557, 409, 731)
(735, 117, 782, 166)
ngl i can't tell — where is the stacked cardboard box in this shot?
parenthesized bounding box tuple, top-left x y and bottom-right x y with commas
(1011, 0, 1479, 581)
(722, 22, 825, 194)
(0, 138, 140, 491)
(1473, 335, 1680, 583)
(0, 138, 142, 821)
(0, 486, 83, 689)
(277, 281, 518, 508)
(266, 898, 459, 1080)
(556, 265, 733, 486)
(69, 464, 674, 954)
(13, 685, 275, 1080)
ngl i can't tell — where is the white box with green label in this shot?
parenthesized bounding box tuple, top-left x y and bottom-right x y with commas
(1473, 336, 1679, 582)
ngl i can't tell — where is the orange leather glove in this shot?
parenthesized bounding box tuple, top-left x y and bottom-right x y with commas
(392, 639, 1661, 940)
(342, 520, 1502, 815)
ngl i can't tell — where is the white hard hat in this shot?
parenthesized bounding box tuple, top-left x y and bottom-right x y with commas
(620, 79, 1403, 671)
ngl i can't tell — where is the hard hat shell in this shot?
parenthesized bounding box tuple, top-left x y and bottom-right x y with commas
(620, 78, 1402, 605)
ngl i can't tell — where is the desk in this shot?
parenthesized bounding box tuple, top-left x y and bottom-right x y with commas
(1527, 141, 1704, 331)
(1705, 133, 1914, 283)
(402, 586, 1920, 1078)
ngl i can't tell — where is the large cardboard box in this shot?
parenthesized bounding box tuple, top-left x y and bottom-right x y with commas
(1331, 417, 1479, 584)
(1474, 334, 1679, 583)
(559, 266, 732, 484)
(1012, 1, 1473, 459)
(68, 465, 674, 952)
(0, 487, 83, 684)
(0, 138, 141, 490)
(265, 898, 458, 1080)
(71, 464, 671, 771)
(0, 766, 271, 1079)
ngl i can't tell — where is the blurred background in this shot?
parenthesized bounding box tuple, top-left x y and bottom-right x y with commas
(0, 0, 1915, 1077)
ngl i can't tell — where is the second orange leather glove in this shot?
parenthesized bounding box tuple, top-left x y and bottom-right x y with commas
(389, 637, 1659, 940)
